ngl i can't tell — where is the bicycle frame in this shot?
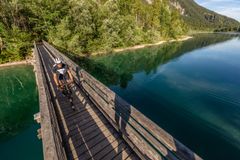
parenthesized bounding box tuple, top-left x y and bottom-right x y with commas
(59, 77, 74, 109)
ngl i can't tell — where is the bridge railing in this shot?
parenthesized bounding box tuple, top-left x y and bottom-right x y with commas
(34, 42, 67, 160)
(42, 41, 202, 160)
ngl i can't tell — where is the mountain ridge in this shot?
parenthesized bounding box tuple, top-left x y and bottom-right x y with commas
(170, 0, 239, 30)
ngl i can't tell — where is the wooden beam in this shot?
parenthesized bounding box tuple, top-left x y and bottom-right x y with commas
(34, 42, 67, 160)
(42, 41, 202, 160)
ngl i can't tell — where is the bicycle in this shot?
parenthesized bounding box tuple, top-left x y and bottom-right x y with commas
(58, 77, 75, 110)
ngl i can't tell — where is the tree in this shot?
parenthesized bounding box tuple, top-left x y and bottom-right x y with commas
(159, 0, 171, 37)
(169, 9, 186, 38)
(0, 0, 190, 63)
(27, 0, 69, 39)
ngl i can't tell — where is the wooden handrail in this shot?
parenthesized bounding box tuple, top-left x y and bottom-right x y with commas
(34, 42, 67, 160)
(42, 41, 202, 160)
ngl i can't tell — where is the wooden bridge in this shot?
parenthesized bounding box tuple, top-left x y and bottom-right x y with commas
(33, 41, 202, 160)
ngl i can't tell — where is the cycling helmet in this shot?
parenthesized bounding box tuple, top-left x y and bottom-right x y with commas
(54, 58, 62, 64)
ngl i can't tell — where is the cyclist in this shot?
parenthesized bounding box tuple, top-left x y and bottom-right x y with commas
(52, 58, 75, 110)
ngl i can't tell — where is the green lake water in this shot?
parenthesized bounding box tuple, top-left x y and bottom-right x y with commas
(0, 65, 43, 160)
(1, 33, 239, 160)
(75, 33, 240, 160)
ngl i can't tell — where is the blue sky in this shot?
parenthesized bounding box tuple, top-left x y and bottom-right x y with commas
(195, 0, 240, 21)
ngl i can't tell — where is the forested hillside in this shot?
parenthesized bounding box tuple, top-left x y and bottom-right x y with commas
(170, 0, 239, 30)
(0, 0, 187, 64)
(0, 0, 239, 64)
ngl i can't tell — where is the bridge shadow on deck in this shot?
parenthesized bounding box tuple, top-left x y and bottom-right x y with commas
(39, 45, 136, 160)
(57, 87, 124, 160)
(38, 42, 203, 160)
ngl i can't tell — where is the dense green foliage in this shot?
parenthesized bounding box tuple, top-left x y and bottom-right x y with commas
(0, 0, 239, 64)
(173, 0, 239, 30)
(0, 22, 32, 63)
(0, 0, 187, 63)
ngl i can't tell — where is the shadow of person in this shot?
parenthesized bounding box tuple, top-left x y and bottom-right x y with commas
(114, 95, 132, 159)
(75, 66, 81, 83)
(38, 45, 119, 160)
(114, 96, 131, 136)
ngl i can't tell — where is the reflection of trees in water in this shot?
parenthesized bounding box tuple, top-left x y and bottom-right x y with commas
(0, 66, 38, 140)
(119, 73, 133, 88)
(70, 34, 235, 87)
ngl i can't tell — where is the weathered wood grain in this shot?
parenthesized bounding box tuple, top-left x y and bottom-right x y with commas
(37, 43, 137, 160)
(34, 42, 67, 160)
(41, 41, 202, 160)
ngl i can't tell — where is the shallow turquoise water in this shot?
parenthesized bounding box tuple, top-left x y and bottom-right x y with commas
(0, 65, 43, 160)
(80, 34, 240, 160)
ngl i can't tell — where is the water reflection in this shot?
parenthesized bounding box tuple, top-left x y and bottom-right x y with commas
(0, 65, 38, 140)
(78, 34, 236, 87)
(0, 65, 43, 160)
(54, 33, 240, 160)
(71, 33, 240, 160)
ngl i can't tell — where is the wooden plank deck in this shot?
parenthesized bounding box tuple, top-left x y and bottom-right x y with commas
(34, 41, 202, 160)
(36, 44, 139, 160)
